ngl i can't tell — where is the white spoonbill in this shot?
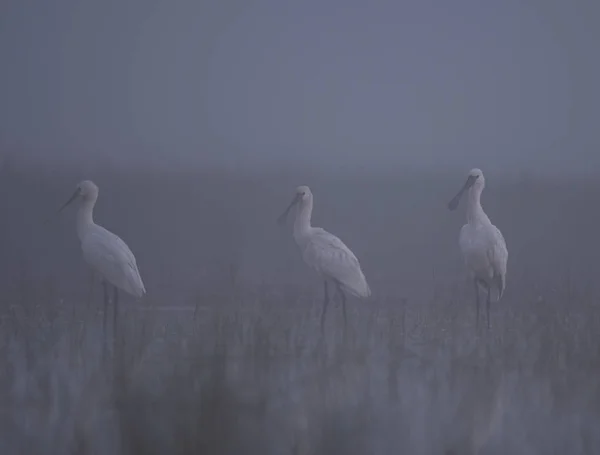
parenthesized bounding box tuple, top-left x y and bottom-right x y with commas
(278, 185, 371, 331)
(448, 169, 507, 328)
(59, 180, 146, 352)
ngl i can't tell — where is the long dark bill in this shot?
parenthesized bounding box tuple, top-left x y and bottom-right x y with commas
(277, 193, 301, 225)
(447, 175, 478, 211)
(58, 188, 81, 213)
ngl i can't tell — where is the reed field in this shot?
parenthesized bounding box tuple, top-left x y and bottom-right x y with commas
(0, 162, 598, 454)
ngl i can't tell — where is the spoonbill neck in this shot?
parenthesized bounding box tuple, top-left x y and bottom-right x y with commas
(76, 198, 96, 240)
(293, 198, 313, 240)
(466, 186, 491, 225)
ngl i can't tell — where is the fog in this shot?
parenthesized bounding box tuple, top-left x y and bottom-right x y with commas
(1, 1, 600, 454)
(1, 0, 600, 173)
(0, 162, 598, 453)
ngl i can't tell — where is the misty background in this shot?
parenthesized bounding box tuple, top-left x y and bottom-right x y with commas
(1, 0, 599, 174)
(1, 1, 600, 454)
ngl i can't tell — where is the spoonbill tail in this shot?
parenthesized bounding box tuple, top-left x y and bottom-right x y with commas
(59, 180, 145, 354)
(448, 169, 507, 328)
(278, 185, 370, 331)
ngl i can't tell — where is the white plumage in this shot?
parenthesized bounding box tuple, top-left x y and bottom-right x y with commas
(60, 180, 145, 298)
(299, 229, 371, 299)
(448, 169, 507, 328)
(59, 180, 145, 354)
(278, 185, 370, 330)
(81, 224, 146, 298)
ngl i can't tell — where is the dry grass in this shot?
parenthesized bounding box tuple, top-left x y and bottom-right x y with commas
(0, 274, 598, 455)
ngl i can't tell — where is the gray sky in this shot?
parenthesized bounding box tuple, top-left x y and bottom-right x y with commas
(1, 0, 598, 173)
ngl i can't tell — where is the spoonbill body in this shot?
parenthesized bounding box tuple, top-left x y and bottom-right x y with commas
(59, 180, 145, 353)
(448, 169, 507, 328)
(278, 186, 370, 331)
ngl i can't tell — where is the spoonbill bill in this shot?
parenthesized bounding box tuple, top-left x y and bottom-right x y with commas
(448, 169, 507, 328)
(278, 185, 371, 331)
(59, 180, 146, 353)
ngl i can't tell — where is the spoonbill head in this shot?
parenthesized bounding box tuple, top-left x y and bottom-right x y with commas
(58, 180, 99, 212)
(448, 168, 485, 211)
(277, 185, 312, 225)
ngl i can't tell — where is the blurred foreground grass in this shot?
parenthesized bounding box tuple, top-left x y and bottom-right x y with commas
(0, 275, 599, 455)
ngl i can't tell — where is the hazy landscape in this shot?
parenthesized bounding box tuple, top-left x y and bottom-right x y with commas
(2, 0, 599, 452)
(0, 161, 598, 454)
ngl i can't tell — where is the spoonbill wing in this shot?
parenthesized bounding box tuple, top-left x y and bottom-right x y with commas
(459, 223, 507, 298)
(488, 226, 507, 269)
(488, 225, 508, 295)
(301, 228, 370, 298)
(81, 225, 146, 298)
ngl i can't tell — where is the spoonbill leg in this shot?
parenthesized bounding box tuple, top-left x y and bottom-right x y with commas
(86, 270, 95, 310)
(102, 280, 109, 360)
(113, 286, 119, 354)
(486, 285, 492, 329)
(473, 278, 480, 328)
(335, 281, 348, 329)
(320, 280, 330, 334)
